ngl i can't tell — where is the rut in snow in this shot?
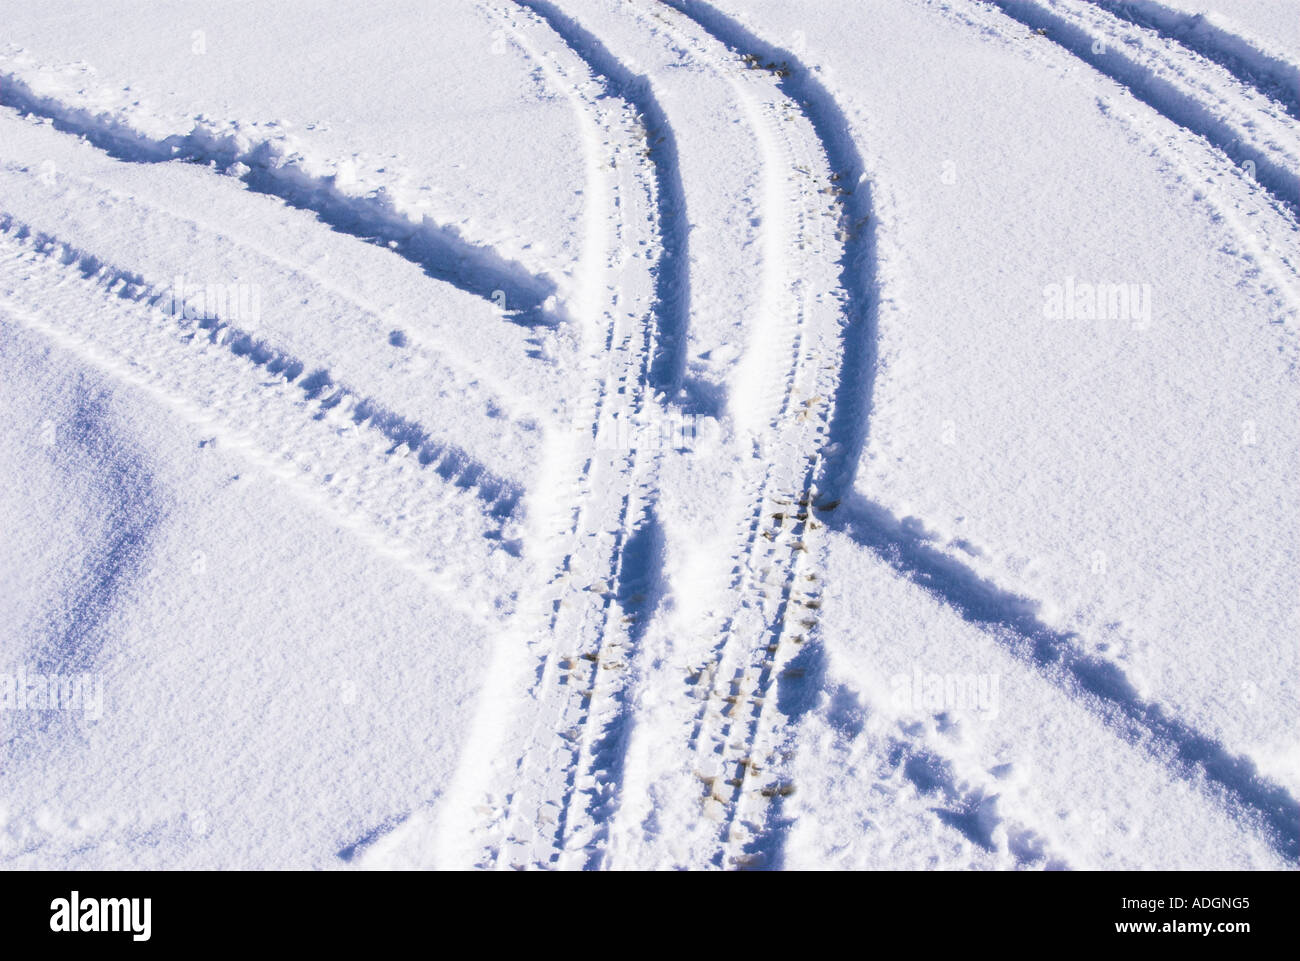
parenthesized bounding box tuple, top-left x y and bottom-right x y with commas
(0, 214, 522, 520)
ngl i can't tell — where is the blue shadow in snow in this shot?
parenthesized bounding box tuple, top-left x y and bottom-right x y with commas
(36, 383, 162, 676)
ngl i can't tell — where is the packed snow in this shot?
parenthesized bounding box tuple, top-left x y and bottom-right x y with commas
(0, 0, 1296, 870)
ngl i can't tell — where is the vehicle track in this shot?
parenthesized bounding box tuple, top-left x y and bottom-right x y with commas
(0, 154, 545, 467)
(584, 0, 853, 869)
(1, 160, 546, 428)
(650, 1, 1068, 872)
(516, 0, 696, 399)
(985, 0, 1300, 215)
(928, 0, 1300, 325)
(435, 0, 670, 870)
(1080, 0, 1300, 118)
(0, 215, 513, 623)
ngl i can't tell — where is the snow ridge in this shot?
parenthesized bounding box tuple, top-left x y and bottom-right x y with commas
(0, 69, 564, 325)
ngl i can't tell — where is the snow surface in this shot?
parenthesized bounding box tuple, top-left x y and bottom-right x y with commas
(0, 0, 1296, 870)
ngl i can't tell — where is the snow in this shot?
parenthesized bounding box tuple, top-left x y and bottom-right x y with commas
(0, 0, 1296, 870)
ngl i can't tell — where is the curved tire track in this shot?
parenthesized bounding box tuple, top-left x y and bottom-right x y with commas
(985, 0, 1300, 215)
(659, 0, 1298, 867)
(0, 216, 513, 624)
(612, 0, 856, 868)
(645, 1, 1068, 871)
(1082, 0, 1300, 119)
(439, 0, 671, 870)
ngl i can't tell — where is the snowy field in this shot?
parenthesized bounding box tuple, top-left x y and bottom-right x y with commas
(0, 0, 1296, 871)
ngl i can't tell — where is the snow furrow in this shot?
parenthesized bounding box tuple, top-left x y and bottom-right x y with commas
(831, 491, 1300, 859)
(0, 160, 545, 430)
(930, 0, 1299, 322)
(0, 151, 545, 475)
(649, 2, 1064, 871)
(0, 210, 525, 524)
(514, 0, 695, 401)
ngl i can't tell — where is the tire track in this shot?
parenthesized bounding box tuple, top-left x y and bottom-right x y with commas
(0, 156, 544, 430)
(930, 0, 1300, 321)
(0, 153, 545, 477)
(1, 24, 660, 870)
(609, 0, 854, 868)
(646, 1, 1066, 872)
(984, 0, 1300, 215)
(515, 0, 696, 402)
(0, 217, 515, 623)
(830, 492, 1300, 861)
(438, 1, 669, 870)
(0, 211, 525, 523)
(1082, 0, 1300, 119)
